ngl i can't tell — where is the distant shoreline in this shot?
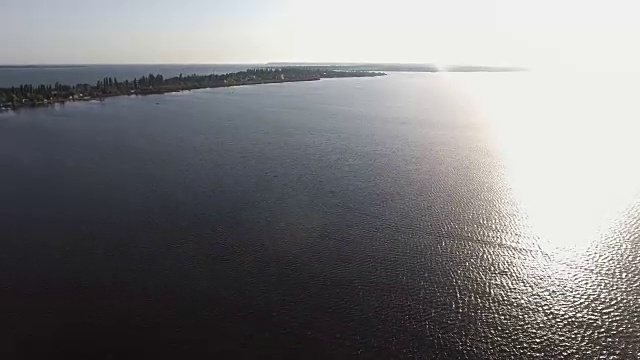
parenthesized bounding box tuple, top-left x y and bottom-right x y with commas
(0, 65, 89, 69)
(0, 78, 319, 111)
(0, 68, 385, 111)
(266, 63, 527, 73)
(0, 78, 321, 111)
(0, 79, 324, 111)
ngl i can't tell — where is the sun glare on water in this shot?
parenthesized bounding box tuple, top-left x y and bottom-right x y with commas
(463, 72, 640, 256)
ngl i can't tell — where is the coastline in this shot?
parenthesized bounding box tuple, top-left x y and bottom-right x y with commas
(1, 77, 321, 111)
(1, 67, 386, 112)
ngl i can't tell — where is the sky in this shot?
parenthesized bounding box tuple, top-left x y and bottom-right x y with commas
(2, 0, 639, 70)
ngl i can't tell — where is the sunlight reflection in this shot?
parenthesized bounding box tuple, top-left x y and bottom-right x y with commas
(462, 72, 640, 255)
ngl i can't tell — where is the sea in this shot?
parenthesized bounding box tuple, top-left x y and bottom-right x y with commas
(0, 64, 260, 87)
(1, 67, 639, 358)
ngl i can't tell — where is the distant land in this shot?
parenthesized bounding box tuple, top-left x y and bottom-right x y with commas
(0, 68, 385, 110)
(267, 63, 439, 72)
(0, 65, 89, 69)
(0, 63, 526, 72)
(266, 63, 526, 73)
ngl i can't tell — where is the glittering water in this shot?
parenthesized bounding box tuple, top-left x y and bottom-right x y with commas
(1, 73, 639, 358)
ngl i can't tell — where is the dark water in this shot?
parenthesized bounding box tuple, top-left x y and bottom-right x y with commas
(1, 73, 639, 358)
(0, 64, 259, 87)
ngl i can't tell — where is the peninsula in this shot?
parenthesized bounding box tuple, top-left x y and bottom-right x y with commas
(0, 68, 385, 110)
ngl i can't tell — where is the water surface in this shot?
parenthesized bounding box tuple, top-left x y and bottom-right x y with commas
(0, 64, 259, 87)
(1, 73, 639, 358)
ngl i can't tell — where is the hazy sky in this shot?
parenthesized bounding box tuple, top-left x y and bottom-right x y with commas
(3, 0, 639, 69)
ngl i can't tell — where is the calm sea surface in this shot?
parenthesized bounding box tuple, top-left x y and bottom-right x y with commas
(0, 72, 639, 358)
(0, 64, 259, 87)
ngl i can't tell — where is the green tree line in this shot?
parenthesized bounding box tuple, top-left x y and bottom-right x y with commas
(1, 68, 384, 108)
